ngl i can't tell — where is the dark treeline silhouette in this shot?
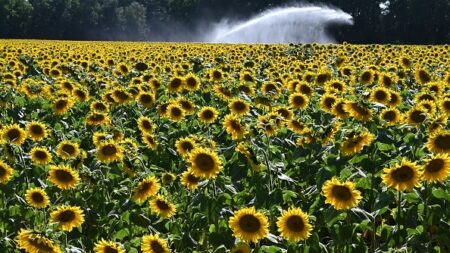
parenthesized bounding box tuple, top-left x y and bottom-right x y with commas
(1, 0, 449, 44)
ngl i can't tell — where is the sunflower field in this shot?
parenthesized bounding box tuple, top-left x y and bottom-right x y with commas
(0, 40, 449, 253)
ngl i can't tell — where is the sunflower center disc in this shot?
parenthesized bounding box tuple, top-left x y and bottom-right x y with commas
(435, 135, 450, 150)
(102, 145, 117, 156)
(392, 166, 414, 182)
(286, 216, 305, 232)
(426, 159, 444, 173)
(30, 125, 43, 134)
(104, 246, 119, 253)
(195, 154, 215, 172)
(31, 192, 44, 203)
(7, 129, 20, 140)
(239, 214, 261, 233)
(151, 241, 165, 253)
(156, 200, 170, 210)
(62, 145, 75, 155)
(55, 170, 74, 183)
(35, 151, 48, 160)
(58, 210, 75, 222)
(331, 185, 352, 201)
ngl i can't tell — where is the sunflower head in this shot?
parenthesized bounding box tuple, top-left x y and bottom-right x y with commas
(289, 93, 309, 110)
(150, 194, 176, 218)
(223, 114, 247, 140)
(133, 176, 161, 204)
(229, 98, 250, 116)
(141, 234, 171, 253)
(180, 169, 201, 190)
(2, 124, 27, 145)
(229, 243, 251, 253)
(48, 165, 80, 190)
(198, 107, 219, 124)
(382, 159, 422, 191)
(50, 205, 85, 232)
(276, 208, 313, 242)
(94, 239, 126, 253)
(380, 108, 401, 126)
(96, 140, 124, 163)
(27, 121, 48, 141)
(322, 177, 362, 210)
(422, 154, 450, 183)
(17, 229, 62, 253)
(137, 92, 156, 108)
(25, 187, 50, 209)
(188, 147, 222, 179)
(166, 104, 185, 122)
(427, 130, 450, 154)
(30, 146, 53, 165)
(0, 160, 14, 184)
(228, 206, 269, 243)
(56, 140, 80, 160)
(137, 116, 156, 134)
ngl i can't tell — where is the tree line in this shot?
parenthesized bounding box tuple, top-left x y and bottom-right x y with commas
(1, 0, 449, 44)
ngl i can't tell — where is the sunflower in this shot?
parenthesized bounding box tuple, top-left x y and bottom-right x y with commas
(274, 106, 293, 120)
(141, 234, 171, 253)
(421, 154, 450, 183)
(167, 76, 184, 93)
(414, 67, 431, 84)
(175, 136, 196, 157)
(370, 87, 391, 104)
(137, 116, 156, 134)
(428, 115, 448, 133)
(210, 69, 224, 82)
(133, 176, 161, 204)
(322, 177, 362, 210)
(27, 121, 48, 141)
(359, 69, 375, 84)
(229, 243, 251, 253)
(229, 98, 250, 116)
(96, 140, 124, 163)
(387, 90, 402, 107)
(289, 93, 309, 110)
(382, 159, 422, 191)
(112, 88, 133, 104)
(229, 206, 269, 243)
(52, 98, 74, 115)
(150, 195, 176, 218)
(166, 104, 185, 122)
(223, 114, 247, 140)
(257, 115, 278, 137)
(332, 99, 350, 119)
(177, 97, 196, 115)
(1, 123, 27, 145)
(287, 118, 309, 134)
(262, 82, 280, 96)
(344, 102, 373, 122)
(86, 112, 110, 126)
(425, 128, 450, 153)
(440, 98, 450, 115)
(0, 160, 14, 184)
(92, 132, 108, 146)
(30, 147, 52, 165)
(183, 158, 206, 184)
(50, 205, 85, 232)
(276, 208, 313, 242)
(94, 239, 126, 253)
(48, 165, 80, 190)
(90, 101, 110, 113)
(73, 88, 89, 102)
(25, 187, 50, 209)
(340, 131, 374, 156)
(296, 82, 314, 97)
(405, 107, 427, 126)
(198, 107, 219, 124)
(56, 140, 80, 160)
(320, 94, 337, 113)
(141, 133, 158, 150)
(161, 172, 176, 185)
(184, 73, 201, 92)
(17, 229, 62, 253)
(380, 108, 401, 126)
(188, 147, 222, 179)
(137, 92, 156, 108)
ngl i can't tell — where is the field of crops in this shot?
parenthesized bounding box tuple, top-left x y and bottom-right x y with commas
(0, 40, 449, 253)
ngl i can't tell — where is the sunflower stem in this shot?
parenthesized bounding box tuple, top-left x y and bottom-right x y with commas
(396, 190, 402, 248)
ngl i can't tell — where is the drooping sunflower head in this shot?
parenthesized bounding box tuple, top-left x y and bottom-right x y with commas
(141, 234, 171, 253)
(17, 229, 62, 253)
(422, 154, 450, 183)
(27, 121, 48, 141)
(96, 140, 124, 163)
(0, 160, 14, 184)
(262, 82, 280, 96)
(133, 176, 161, 204)
(344, 102, 373, 122)
(50, 205, 85, 232)
(340, 131, 374, 156)
(427, 130, 450, 154)
(322, 177, 362, 210)
(48, 165, 80, 190)
(276, 208, 313, 242)
(93, 239, 126, 253)
(56, 140, 80, 160)
(189, 147, 222, 179)
(30, 146, 53, 165)
(228, 206, 269, 243)
(198, 106, 219, 124)
(150, 194, 176, 218)
(86, 112, 110, 126)
(382, 159, 422, 191)
(25, 187, 50, 209)
(180, 169, 201, 191)
(1, 123, 27, 145)
(161, 172, 176, 185)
